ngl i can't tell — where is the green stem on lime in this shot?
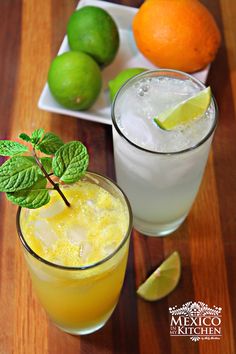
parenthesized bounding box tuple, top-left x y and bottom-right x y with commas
(32, 148, 71, 207)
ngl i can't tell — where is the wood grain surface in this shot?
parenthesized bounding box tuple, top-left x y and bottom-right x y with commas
(0, 0, 236, 353)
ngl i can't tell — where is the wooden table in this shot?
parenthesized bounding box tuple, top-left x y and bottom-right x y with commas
(0, 0, 235, 353)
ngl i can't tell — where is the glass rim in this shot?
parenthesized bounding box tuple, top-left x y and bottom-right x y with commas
(111, 68, 218, 155)
(16, 171, 133, 271)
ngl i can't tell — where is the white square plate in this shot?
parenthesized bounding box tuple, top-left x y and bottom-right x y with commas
(38, 0, 210, 125)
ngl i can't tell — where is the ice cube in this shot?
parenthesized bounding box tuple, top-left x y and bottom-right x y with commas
(103, 242, 117, 256)
(136, 79, 150, 96)
(86, 199, 95, 207)
(79, 242, 92, 261)
(25, 253, 58, 282)
(39, 200, 65, 218)
(21, 208, 30, 222)
(66, 226, 87, 246)
(34, 220, 57, 247)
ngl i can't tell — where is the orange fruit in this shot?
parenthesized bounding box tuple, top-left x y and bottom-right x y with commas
(133, 0, 221, 73)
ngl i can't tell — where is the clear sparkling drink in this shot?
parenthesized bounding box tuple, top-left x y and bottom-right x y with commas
(112, 70, 217, 236)
(17, 172, 132, 335)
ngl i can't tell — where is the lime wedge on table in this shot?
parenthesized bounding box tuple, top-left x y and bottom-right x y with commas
(137, 251, 181, 301)
(154, 86, 211, 130)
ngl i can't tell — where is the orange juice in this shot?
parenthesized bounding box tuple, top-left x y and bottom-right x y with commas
(18, 172, 132, 335)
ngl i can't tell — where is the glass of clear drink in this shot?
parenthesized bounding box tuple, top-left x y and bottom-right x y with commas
(17, 172, 132, 335)
(112, 69, 217, 237)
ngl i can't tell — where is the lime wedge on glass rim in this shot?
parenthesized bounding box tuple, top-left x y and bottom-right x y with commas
(137, 251, 181, 301)
(154, 86, 211, 130)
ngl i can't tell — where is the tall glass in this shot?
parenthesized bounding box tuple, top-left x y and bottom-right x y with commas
(17, 172, 132, 335)
(112, 70, 217, 237)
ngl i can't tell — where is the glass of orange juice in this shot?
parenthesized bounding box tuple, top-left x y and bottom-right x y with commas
(17, 172, 132, 335)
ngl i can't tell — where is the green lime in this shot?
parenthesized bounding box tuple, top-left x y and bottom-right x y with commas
(108, 67, 147, 101)
(137, 251, 181, 301)
(154, 86, 211, 130)
(67, 6, 119, 66)
(48, 51, 102, 110)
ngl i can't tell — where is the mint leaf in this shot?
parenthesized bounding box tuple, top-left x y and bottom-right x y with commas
(0, 129, 87, 208)
(52, 141, 89, 183)
(31, 128, 45, 145)
(36, 132, 64, 155)
(0, 141, 28, 156)
(19, 133, 31, 143)
(0, 156, 41, 192)
(6, 177, 50, 209)
(40, 157, 52, 174)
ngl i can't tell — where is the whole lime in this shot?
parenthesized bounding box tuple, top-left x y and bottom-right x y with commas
(67, 6, 119, 66)
(48, 51, 102, 110)
(108, 67, 147, 101)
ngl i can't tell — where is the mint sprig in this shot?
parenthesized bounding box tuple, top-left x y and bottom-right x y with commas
(0, 129, 89, 209)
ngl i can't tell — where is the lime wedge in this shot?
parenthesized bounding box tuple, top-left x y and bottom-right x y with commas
(137, 251, 181, 301)
(154, 86, 211, 130)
